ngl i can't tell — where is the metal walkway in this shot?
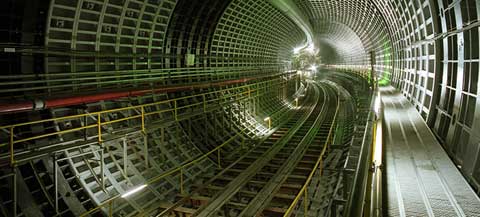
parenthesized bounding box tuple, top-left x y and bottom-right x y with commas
(381, 86, 480, 217)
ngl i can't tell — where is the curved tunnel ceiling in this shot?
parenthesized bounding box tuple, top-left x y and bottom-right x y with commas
(315, 21, 367, 64)
(295, 0, 392, 66)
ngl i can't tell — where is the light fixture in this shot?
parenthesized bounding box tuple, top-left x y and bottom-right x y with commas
(373, 121, 383, 166)
(374, 92, 381, 115)
(263, 117, 271, 129)
(373, 91, 382, 167)
(121, 184, 147, 198)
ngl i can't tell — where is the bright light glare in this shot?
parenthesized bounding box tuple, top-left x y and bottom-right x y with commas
(373, 91, 382, 167)
(374, 92, 381, 114)
(263, 117, 270, 122)
(293, 46, 303, 54)
(293, 43, 315, 54)
(373, 122, 383, 166)
(121, 184, 147, 198)
(254, 124, 269, 136)
(308, 65, 317, 71)
(306, 43, 315, 53)
(281, 99, 298, 110)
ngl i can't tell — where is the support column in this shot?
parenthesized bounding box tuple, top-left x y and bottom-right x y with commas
(100, 144, 105, 191)
(13, 167, 17, 217)
(144, 133, 148, 168)
(53, 154, 59, 214)
(370, 51, 376, 89)
(123, 137, 128, 175)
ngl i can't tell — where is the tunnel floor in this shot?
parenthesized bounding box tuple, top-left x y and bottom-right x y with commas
(381, 86, 480, 217)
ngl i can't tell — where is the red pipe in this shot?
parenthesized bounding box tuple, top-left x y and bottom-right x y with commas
(0, 102, 36, 114)
(0, 77, 255, 114)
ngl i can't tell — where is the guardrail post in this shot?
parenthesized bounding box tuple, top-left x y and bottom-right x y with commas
(141, 106, 145, 132)
(143, 133, 149, 168)
(174, 100, 178, 121)
(97, 113, 102, 143)
(141, 107, 149, 168)
(84, 115, 88, 141)
(109, 200, 113, 217)
(97, 113, 106, 190)
(13, 167, 17, 217)
(217, 149, 221, 168)
(123, 137, 127, 175)
(180, 168, 184, 194)
(304, 188, 308, 217)
(101, 145, 105, 191)
(53, 154, 59, 214)
(203, 94, 206, 112)
(320, 159, 324, 176)
(10, 126, 14, 166)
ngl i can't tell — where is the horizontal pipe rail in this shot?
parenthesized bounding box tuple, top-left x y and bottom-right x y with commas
(0, 72, 293, 113)
(0, 79, 285, 166)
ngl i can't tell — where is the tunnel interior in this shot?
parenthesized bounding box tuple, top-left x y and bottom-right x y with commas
(0, 0, 479, 216)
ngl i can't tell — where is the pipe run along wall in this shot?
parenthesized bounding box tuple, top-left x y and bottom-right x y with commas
(0, 74, 289, 114)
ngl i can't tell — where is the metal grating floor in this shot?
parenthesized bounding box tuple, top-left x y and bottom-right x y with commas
(381, 86, 480, 217)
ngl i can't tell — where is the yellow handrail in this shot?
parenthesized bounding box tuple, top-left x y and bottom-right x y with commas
(1, 79, 285, 166)
(0, 80, 276, 130)
(79, 129, 246, 217)
(283, 94, 341, 217)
